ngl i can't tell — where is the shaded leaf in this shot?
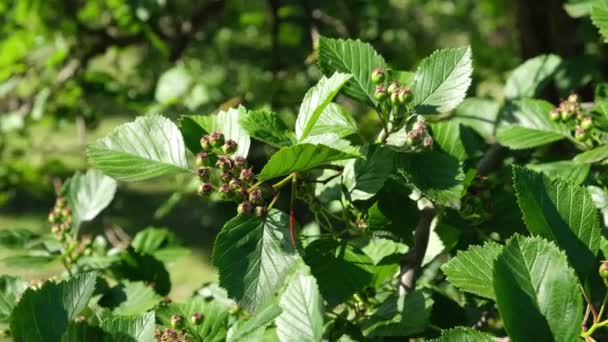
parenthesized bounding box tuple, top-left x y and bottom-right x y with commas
(100, 311, 155, 342)
(361, 291, 433, 337)
(451, 97, 500, 142)
(574, 144, 608, 163)
(526, 160, 590, 185)
(343, 144, 395, 201)
(98, 281, 162, 315)
(0, 275, 28, 323)
(229, 303, 281, 341)
(239, 110, 295, 147)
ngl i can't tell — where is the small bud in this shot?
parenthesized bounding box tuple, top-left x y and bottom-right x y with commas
(197, 167, 211, 181)
(190, 312, 204, 325)
(200, 136, 212, 151)
(561, 109, 573, 122)
(374, 85, 387, 102)
(249, 189, 264, 205)
(412, 120, 427, 133)
(549, 108, 560, 121)
(195, 152, 211, 167)
(237, 201, 253, 215)
(56, 197, 67, 208)
(218, 183, 232, 199)
(233, 156, 247, 169)
(234, 188, 249, 201)
(575, 126, 587, 141)
(398, 87, 412, 104)
(581, 116, 593, 130)
(390, 92, 400, 105)
(240, 168, 254, 183)
(48, 212, 57, 224)
(222, 139, 238, 155)
(216, 156, 232, 171)
(255, 206, 268, 218)
(51, 225, 61, 235)
(371, 68, 385, 84)
(220, 171, 233, 182)
(209, 132, 225, 148)
(387, 81, 400, 94)
(170, 314, 183, 329)
(229, 178, 242, 190)
(198, 182, 214, 196)
(423, 136, 434, 148)
(568, 93, 579, 103)
(61, 207, 71, 218)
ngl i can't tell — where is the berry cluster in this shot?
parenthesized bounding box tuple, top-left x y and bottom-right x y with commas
(371, 69, 413, 107)
(154, 327, 189, 342)
(549, 93, 593, 142)
(195, 132, 270, 218)
(405, 119, 433, 149)
(48, 197, 72, 238)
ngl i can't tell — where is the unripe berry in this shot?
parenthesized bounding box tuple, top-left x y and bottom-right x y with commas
(220, 171, 233, 182)
(233, 156, 247, 169)
(255, 206, 268, 218)
(374, 85, 387, 102)
(390, 92, 400, 105)
(581, 116, 593, 130)
(216, 156, 232, 171)
(61, 207, 71, 218)
(190, 312, 204, 325)
(240, 168, 254, 183)
(237, 201, 253, 215)
(51, 225, 61, 235)
(218, 183, 232, 199)
(561, 109, 573, 121)
(549, 109, 560, 121)
(249, 189, 264, 205)
(56, 197, 67, 209)
(222, 139, 238, 155)
(371, 68, 385, 84)
(209, 132, 225, 148)
(387, 81, 400, 94)
(568, 93, 579, 103)
(197, 167, 211, 181)
(48, 212, 57, 224)
(423, 136, 434, 148)
(195, 152, 211, 167)
(170, 314, 183, 329)
(229, 178, 242, 190)
(398, 87, 412, 104)
(575, 126, 587, 141)
(198, 182, 214, 196)
(200, 136, 212, 151)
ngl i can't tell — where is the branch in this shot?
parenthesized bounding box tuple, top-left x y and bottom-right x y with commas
(476, 143, 504, 177)
(398, 205, 436, 295)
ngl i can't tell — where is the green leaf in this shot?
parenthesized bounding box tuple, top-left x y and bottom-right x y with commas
(574, 144, 608, 163)
(318, 37, 386, 107)
(350, 237, 408, 265)
(131, 227, 189, 263)
(588, 185, 608, 227)
(441, 241, 503, 299)
(156, 297, 228, 342)
(212, 209, 300, 312)
(526, 160, 590, 185)
(276, 274, 324, 342)
(98, 281, 162, 315)
(0, 228, 38, 249)
(411, 47, 473, 114)
(303, 239, 374, 307)
(87, 115, 190, 182)
(111, 248, 171, 296)
(395, 150, 465, 209)
(258, 143, 358, 182)
(155, 65, 192, 104)
(228, 303, 281, 341)
(0, 275, 27, 323)
(308, 103, 357, 138)
(592, 0, 608, 42)
(64, 169, 117, 228)
(493, 235, 583, 342)
(239, 110, 296, 147)
(451, 97, 500, 142)
(430, 121, 480, 161)
(343, 144, 395, 201)
(504, 54, 562, 99)
(299, 133, 360, 156)
(430, 327, 495, 342)
(361, 291, 433, 337)
(513, 166, 601, 279)
(2, 254, 57, 268)
(295, 72, 352, 140)
(496, 99, 571, 149)
(100, 311, 155, 342)
(11, 272, 98, 342)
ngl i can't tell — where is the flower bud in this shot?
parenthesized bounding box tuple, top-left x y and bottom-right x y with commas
(197, 167, 211, 181)
(237, 201, 253, 215)
(575, 126, 587, 141)
(387, 81, 400, 94)
(581, 116, 593, 130)
(198, 182, 214, 196)
(240, 168, 254, 183)
(222, 139, 238, 155)
(374, 85, 387, 102)
(371, 68, 385, 84)
(216, 156, 232, 171)
(549, 108, 560, 122)
(233, 156, 247, 169)
(190, 312, 204, 325)
(255, 206, 268, 218)
(195, 152, 211, 167)
(200, 136, 212, 151)
(249, 189, 264, 205)
(209, 132, 225, 148)
(170, 314, 183, 329)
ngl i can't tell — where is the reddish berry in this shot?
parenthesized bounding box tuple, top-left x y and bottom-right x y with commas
(222, 139, 238, 155)
(249, 189, 263, 205)
(237, 201, 253, 215)
(197, 167, 211, 181)
(255, 206, 268, 218)
(198, 182, 214, 196)
(209, 132, 225, 148)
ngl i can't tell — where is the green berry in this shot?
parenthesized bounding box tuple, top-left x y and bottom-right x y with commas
(387, 81, 400, 94)
(237, 201, 253, 215)
(195, 152, 211, 167)
(48, 212, 57, 224)
(56, 197, 67, 209)
(222, 139, 238, 155)
(374, 85, 387, 102)
(249, 189, 264, 205)
(229, 178, 242, 190)
(170, 314, 183, 329)
(600, 261, 608, 279)
(200, 136, 212, 151)
(190, 312, 204, 325)
(209, 132, 225, 148)
(216, 156, 232, 171)
(568, 93, 579, 103)
(398, 87, 412, 104)
(390, 91, 400, 105)
(218, 183, 232, 199)
(561, 109, 573, 121)
(549, 109, 560, 121)
(575, 127, 587, 141)
(255, 206, 268, 218)
(198, 182, 214, 196)
(371, 68, 385, 84)
(197, 167, 211, 181)
(581, 116, 593, 130)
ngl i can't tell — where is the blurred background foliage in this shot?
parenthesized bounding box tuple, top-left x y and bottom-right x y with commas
(0, 0, 605, 298)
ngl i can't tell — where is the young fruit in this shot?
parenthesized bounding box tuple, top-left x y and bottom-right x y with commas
(423, 136, 434, 148)
(568, 93, 578, 103)
(220, 171, 233, 182)
(237, 201, 253, 215)
(200, 136, 212, 151)
(374, 85, 387, 102)
(390, 91, 400, 105)
(222, 139, 238, 155)
(170, 314, 183, 329)
(575, 126, 587, 141)
(218, 183, 232, 199)
(255, 206, 268, 218)
(209, 132, 225, 148)
(249, 189, 263, 205)
(198, 182, 214, 196)
(229, 178, 242, 190)
(233, 156, 247, 169)
(387, 81, 400, 94)
(600, 261, 608, 278)
(195, 152, 211, 167)
(197, 167, 211, 181)
(581, 116, 593, 130)
(561, 109, 573, 122)
(398, 87, 412, 104)
(371, 68, 385, 84)
(216, 156, 232, 171)
(549, 109, 560, 121)
(190, 312, 204, 325)
(240, 168, 254, 183)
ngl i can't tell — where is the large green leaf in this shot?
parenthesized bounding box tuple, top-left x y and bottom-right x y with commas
(0, 275, 27, 323)
(451, 97, 500, 142)
(87, 115, 190, 181)
(111, 247, 171, 296)
(574, 144, 608, 163)
(343, 144, 395, 201)
(430, 121, 480, 161)
(295, 72, 352, 140)
(156, 297, 228, 342)
(496, 99, 571, 149)
(181, 106, 251, 157)
(361, 291, 433, 337)
(239, 110, 296, 147)
(303, 239, 374, 307)
(212, 209, 300, 312)
(441, 241, 503, 299)
(513, 166, 601, 279)
(504, 54, 562, 99)
(430, 327, 495, 342)
(394, 150, 465, 209)
(592, 0, 608, 42)
(258, 143, 358, 182)
(131, 227, 189, 264)
(228, 303, 281, 341)
(411, 47, 473, 114)
(100, 312, 155, 342)
(318, 37, 386, 107)
(526, 160, 590, 185)
(98, 281, 162, 316)
(64, 169, 117, 228)
(11, 272, 98, 342)
(308, 103, 357, 138)
(493, 235, 583, 342)
(276, 274, 324, 342)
